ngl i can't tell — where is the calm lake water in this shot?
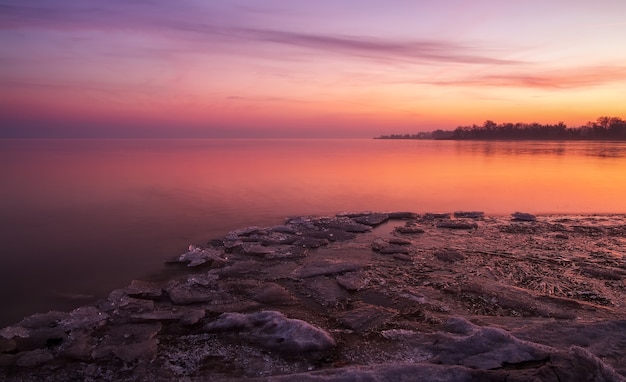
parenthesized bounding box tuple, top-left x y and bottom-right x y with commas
(1, 138, 626, 326)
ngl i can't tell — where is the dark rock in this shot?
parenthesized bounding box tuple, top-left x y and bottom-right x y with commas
(271, 225, 298, 234)
(0, 336, 16, 353)
(106, 289, 155, 314)
(131, 307, 205, 325)
(429, 317, 551, 369)
(454, 211, 485, 219)
(372, 237, 411, 253)
(434, 250, 466, 263)
(579, 266, 623, 280)
(424, 213, 451, 220)
(512, 212, 537, 221)
(228, 226, 266, 237)
(319, 217, 372, 233)
(371, 238, 388, 252)
(15, 349, 53, 367)
(253, 363, 492, 382)
(393, 253, 413, 261)
(336, 272, 370, 291)
(336, 211, 373, 218)
(91, 323, 161, 363)
(394, 225, 425, 234)
(387, 211, 418, 220)
(379, 246, 411, 255)
(337, 304, 397, 333)
(126, 280, 163, 299)
(294, 260, 363, 278)
(436, 221, 478, 229)
(387, 237, 412, 245)
(178, 245, 226, 267)
(57, 329, 95, 360)
(18, 311, 68, 329)
(165, 275, 219, 305)
(214, 260, 262, 277)
(352, 213, 389, 226)
(242, 243, 276, 256)
(311, 228, 358, 242)
(302, 278, 349, 306)
(294, 237, 330, 249)
(204, 311, 335, 353)
(388, 211, 419, 219)
(259, 232, 299, 246)
(253, 283, 298, 305)
(223, 239, 243, 252)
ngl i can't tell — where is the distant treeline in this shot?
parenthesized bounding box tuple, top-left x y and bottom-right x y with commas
(376, 116, 626, 140)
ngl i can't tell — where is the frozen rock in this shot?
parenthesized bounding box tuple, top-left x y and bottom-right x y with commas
(380, 246, 411, 255)
(302, 278, 349, 306)
(336, 272, 370, 291)
(165, 274, 220, 305)
(60, 306, 108, 331)
(91, 323, 161, 363)
(337, 304, 397, 333)
(131, 307, 205, 325)
(293, 260, 363, 278)
(253, 283, 298, 305)
(424, 213, 451, 220)
(271, 225, 297, 234)
(125, 279, 163, 299)
(294, 236, 330, 248)
(0, 337, 16, 353)
(318, 217, 372, 233)
(454, 211, 484, 219)
(15, 349, 53, 367)
(178, 245, 226, 267)
(434, 250, 466, 263)
(381, 329, 419, 340)
(204, 311, 335, 353)
(259, 232, 299, 245)
(105, 289, 155, 314)
(387, 237, 412, 245)
(228, 226, 266, 237)
(512, 211, 537, 221)
(436, 221, 478, 229)
(372, 238, 411, 254)
(0, 325, 30, 339)
(387, 211, 419, 219)
(394, 225, 425, 234)
(429, 317, 551, 369)
(242, 243, 276, 256)
(352, 213, 389, 226)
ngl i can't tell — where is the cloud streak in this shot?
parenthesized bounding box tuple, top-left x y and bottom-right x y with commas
(416, 66, 626, 89)
(0, 1, 518, 66)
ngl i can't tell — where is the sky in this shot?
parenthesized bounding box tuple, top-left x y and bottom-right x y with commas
(1, 0, 626, 138)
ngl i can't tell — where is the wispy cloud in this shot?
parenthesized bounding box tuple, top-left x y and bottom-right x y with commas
(233, 28, 519, 65)
(418, 66, 626, 89)
(0, 1, 519, 66)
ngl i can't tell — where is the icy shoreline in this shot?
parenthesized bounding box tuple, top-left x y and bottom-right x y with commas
(1, 212, 625, 381)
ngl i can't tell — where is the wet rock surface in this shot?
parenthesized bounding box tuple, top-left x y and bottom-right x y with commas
(1, 212, 626, 381)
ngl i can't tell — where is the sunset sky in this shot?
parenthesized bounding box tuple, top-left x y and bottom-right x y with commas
(1, 1, 626, 138)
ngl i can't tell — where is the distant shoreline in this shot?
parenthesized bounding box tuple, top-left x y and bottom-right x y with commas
(374, 136, 626, 141)
(375, 116, 626, 141)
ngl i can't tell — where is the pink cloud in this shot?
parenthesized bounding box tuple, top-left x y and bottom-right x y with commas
(423, 65, 626, 89)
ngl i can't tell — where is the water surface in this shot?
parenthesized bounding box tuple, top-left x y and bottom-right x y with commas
(1, 138, 625, 326)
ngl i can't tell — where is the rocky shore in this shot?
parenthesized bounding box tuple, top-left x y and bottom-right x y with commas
(1, 211, 625, 381)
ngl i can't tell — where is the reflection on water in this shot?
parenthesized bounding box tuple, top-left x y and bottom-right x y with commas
(457, 140, 626, 158)
(1, 138, 625, 326)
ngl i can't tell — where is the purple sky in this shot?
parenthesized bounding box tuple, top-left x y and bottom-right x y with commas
(1, 0, 626, 137)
